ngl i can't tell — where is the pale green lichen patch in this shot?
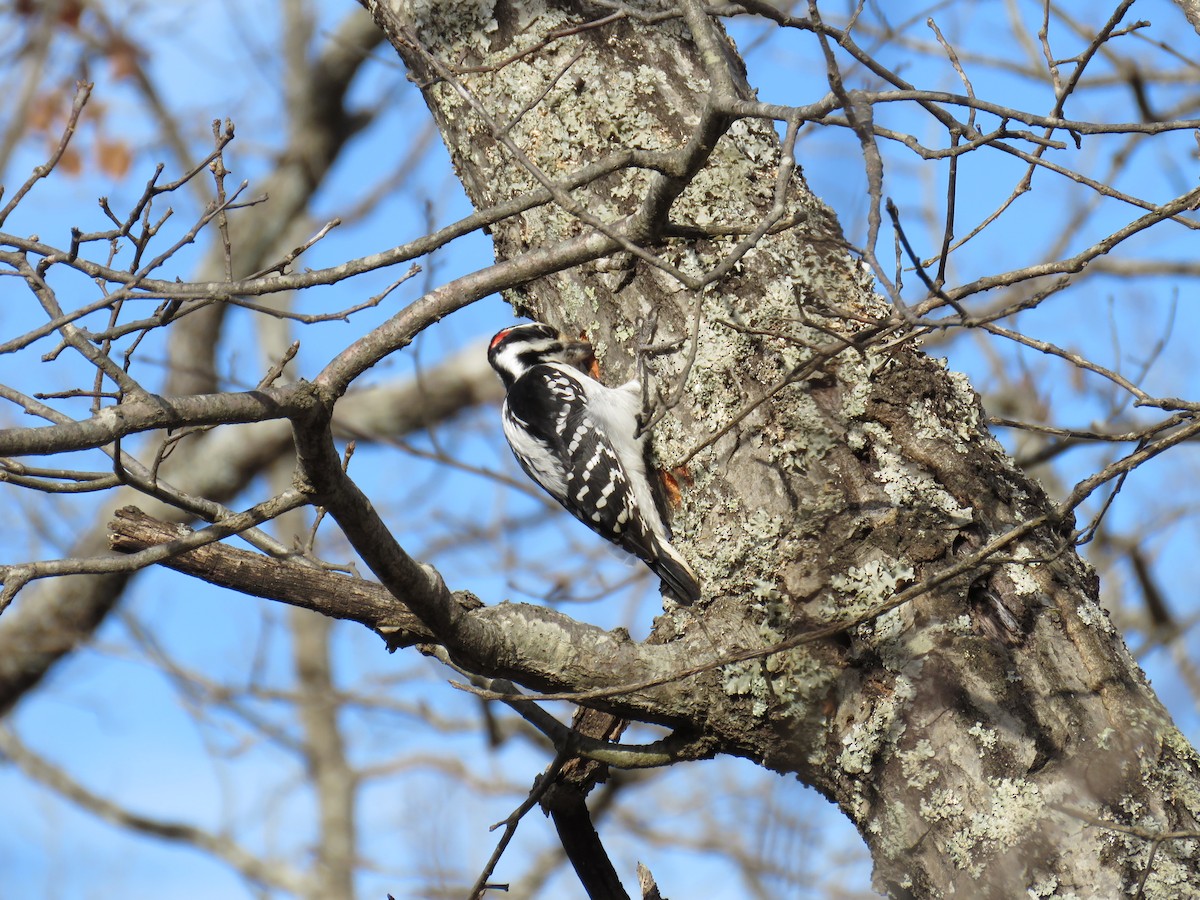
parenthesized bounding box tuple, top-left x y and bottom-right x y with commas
(1027, 875, 1061, 898)
(685, 491, 792, 599)
(837, 674, 915, 776)
(823, 557, 916, 628)
(945, 777, 1045, 877)
(831, 557, 915, 602)
(683, 320, 755, 435)
(676, 118, 782, 224)
(907, 396, 972, 451)
(719, 543, 830, 716)
(838, 356, 877, 421)
(722, 662, 769, 717)
(1108, 727, 1200, 896)
(943, 369, 988, 443)
(806, 555, 923, 674)
(765, 404, 840, 471)
(1142, 846, 1198, 897)
(720, 643, 828, 718)
(402, 0, 501, 47)
(1105, 820, 1197, 898)
(857, 422, 974, 525)
(1005, 546, 1043, 597)
(1073, 599, 1114, 632)
(968, 721, 999, 754)
(866, 605, 915, 644)
(899, 738, 939, 790)
(920, 788, 965, 823)
(949, 613, 975, 635)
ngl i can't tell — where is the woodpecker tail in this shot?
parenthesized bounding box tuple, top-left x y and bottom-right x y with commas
(652, 538, 701, 605)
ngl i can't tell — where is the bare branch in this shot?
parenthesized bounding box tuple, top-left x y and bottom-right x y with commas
(0, 82, 92, 227)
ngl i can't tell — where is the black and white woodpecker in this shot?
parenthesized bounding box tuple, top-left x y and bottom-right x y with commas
(487, 322, 701, 605)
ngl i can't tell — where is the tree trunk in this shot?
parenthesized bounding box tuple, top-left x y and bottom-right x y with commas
(365, 1, 1200, 895)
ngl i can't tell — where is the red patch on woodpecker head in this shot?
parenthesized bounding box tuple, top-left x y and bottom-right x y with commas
(489, 327, 515, 351)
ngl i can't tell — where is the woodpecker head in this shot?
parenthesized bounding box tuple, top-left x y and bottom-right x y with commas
(488, 322, 593, 388)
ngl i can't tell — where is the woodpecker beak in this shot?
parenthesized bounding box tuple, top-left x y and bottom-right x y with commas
(560, 335, 597, 376)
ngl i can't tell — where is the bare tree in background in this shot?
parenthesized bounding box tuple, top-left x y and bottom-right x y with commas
(4, 1, 1200, 897)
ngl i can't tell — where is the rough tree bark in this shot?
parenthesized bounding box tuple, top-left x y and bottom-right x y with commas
(357, 2, 1200, 896)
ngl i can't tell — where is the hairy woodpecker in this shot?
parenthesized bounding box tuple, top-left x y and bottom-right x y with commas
(487, 322, 701, 605)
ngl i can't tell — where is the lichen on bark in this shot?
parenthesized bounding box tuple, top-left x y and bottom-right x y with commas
(367, 0, 1200, 894)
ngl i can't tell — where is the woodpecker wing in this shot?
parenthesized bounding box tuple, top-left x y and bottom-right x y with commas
(503, 365, 665, 573)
